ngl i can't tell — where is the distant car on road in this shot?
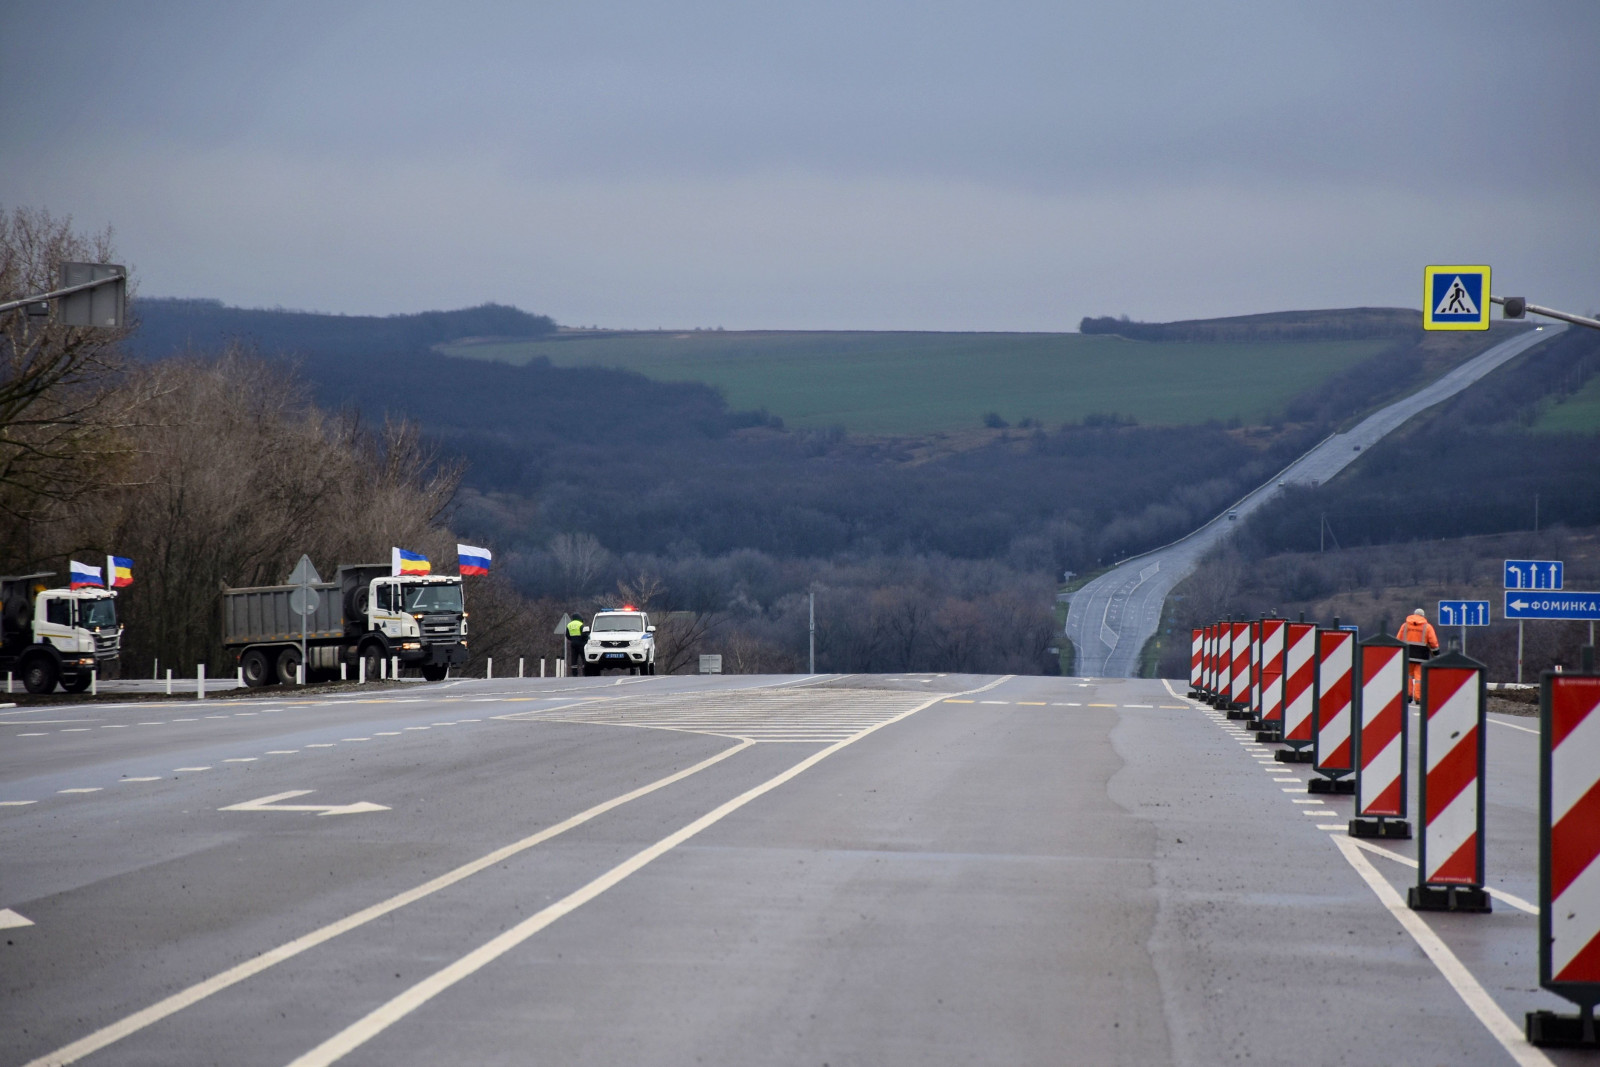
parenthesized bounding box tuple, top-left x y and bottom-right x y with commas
(1227, 510, 1238, 521)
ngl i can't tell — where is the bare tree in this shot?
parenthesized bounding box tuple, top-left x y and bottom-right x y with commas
(0, 207, 141, 531)
(550, 532, 607, 597)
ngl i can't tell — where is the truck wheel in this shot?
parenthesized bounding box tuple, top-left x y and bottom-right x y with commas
(275, 646, 303, 686)
(21, 656, 58, 694)
(241, 648, 273, 687)
(421, 664, 447, 682)
(62, 672, 92, 693)
(360, 643, 384, 682)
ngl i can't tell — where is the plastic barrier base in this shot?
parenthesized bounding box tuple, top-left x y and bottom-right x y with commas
(1407, 884, 1491, 913)
(1349, 817, 1411, 839)
(1274, 748, 1314, 763)
(1253, 728, 1282, 743)
(1307, 777, 1355, 794)
(1526, 1009, 1599, 1048)
(1225, 708, 1251, 720)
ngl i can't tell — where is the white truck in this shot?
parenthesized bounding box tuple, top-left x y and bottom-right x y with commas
(0, 573, 123, 693)
(581, 609, 657, 675)
(223, 563, 469, 685)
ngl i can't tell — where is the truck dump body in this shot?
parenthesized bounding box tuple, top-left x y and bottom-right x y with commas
(222, 583, 344, 646)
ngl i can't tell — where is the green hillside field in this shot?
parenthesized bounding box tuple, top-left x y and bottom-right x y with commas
(438, 331, 1394, 434)
(1532, 373, 1600, 433)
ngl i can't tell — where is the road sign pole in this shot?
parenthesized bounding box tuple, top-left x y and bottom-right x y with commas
(1519, 621, 1525, 685)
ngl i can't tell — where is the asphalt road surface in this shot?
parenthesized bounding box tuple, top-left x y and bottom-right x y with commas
(0, 674, 1584, 1065)
(1064, 324, 1565, 678)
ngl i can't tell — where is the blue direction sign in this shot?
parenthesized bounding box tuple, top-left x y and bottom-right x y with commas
(1424, 265, 1491, 331)
(1438, 600, 1490, 626)
(1505, 559, 1564, 590)
(1504, 591, 1600, 620)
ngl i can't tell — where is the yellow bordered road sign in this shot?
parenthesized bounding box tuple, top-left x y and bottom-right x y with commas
(1424, 265, 1491, 330)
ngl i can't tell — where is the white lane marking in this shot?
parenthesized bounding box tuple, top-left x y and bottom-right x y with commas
(1331, 834, 1554, 1067)
(267, 750, 298, 755)
(172, 718, 197, 722)
(58, 788, 101, 794)
(119, 777, 161, 783)
(21, 738, 759, 1067)
(1302, 809, 1338, 816)
(16, 732, 47, 737)
(0, 908, 33, 930)
(403, 727, 429, 731)
(174, 766, 210, 772)
(1346, 838, 1540, 915)
(101, 725, 130, 729)
(219, 790, 389, 817)
(374, 732, 401, 736)
(282, 683, 978, 1067)
(1316, 823, 1345, 830)
(61, 728, 90, 733)
(340, 738, 371, 742)
(305, 744, 336, 749)
(979, 700, 1008, 705)
(223, 758, 257, 763)
(1291, 799, 1323, 805)
(0, 800, 37, 806)
(1275, 778, 1302, 784)
(1489, 717, 1538, 736)
(204, 715, 227, 720)
(458, 719, 481, 723)
(1124, 704, 1153, 708)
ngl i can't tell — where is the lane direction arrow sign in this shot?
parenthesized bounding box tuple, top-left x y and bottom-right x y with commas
(1505, 559, 1563, 590)
(220, 789, 389, 816)
(0, 908, 34, 930)
(1504, 592, 1600, 621)
(1438, 600, 1490, 627)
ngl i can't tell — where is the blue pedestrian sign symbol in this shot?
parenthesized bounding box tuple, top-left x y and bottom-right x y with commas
(1504, 591, 1600, 621)
(1424, 265, 1491, 331)
(1438, 600, 1490, 627)
(1505, 559, 1563, 590)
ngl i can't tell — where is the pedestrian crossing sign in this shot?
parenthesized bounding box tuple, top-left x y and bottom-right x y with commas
(1423, 265, 1491, 330)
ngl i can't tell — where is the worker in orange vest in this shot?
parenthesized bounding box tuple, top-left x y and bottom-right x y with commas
(1396, 607, 1439, 702)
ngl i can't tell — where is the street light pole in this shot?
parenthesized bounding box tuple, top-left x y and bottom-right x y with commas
(809, 590, 815, 675)
(1492, 296, 1600, 332)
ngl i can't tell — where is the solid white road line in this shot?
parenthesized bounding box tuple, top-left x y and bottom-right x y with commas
(1331, 834, 1553, 1067)
(1488, 717, 1538, 736)
(0, 907, 34, 930)
(21, 738, 758, 1067)
(1346, 837, 1539, 915)
(281, 682, 1008, 1067)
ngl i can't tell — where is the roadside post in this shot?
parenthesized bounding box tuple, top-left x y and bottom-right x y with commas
(1527, 649, 1600, 1048)
(1254, 618, 1286, 741)
(287, 555, 322, 685)
(1409, 651, 1490, 912)
(1351, 634, 1411, 838)
(1308, 624, 1357, 794)
(1247, 620, 1262, 724)
(1276, 621, 1317, 763)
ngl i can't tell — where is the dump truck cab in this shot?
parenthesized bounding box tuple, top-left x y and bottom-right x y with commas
(0, 574, 122, 694)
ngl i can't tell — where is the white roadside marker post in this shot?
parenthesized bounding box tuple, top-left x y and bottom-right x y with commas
(197, 664, 206, 701)
(165, 668, 172, 696)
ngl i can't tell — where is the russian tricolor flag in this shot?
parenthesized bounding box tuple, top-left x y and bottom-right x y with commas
(106, 555, 133, 588)
(457, 544, 491, 576)
(69, 560, 103, 589)
(391, 547, 431, 576)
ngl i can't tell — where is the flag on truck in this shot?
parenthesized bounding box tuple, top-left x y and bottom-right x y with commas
(69, 560, 103, 588)
(457, 544, 491, 576)
(106, 555, 133, 587)
(391, 547, 430, 576)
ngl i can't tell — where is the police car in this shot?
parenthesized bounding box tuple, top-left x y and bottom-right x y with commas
(582, 608, 657, 675)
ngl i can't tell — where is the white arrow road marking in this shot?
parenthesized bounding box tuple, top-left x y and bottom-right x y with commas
(0, 907, 34, 930)
(219, 790, 389, 816)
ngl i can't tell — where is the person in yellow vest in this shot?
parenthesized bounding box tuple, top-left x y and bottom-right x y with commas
(566, 615, 588, 671)
(1396, 607, 1439, 703)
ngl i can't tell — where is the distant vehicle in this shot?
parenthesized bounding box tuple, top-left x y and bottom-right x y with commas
(1353, 444, 1362, 451)
(223, 563, 468, 685)
(1227, 511, 1238, 521)
(583, 609, 657, 675)
(0, 573, 122, 693)
(1277, 479, 1285, 486)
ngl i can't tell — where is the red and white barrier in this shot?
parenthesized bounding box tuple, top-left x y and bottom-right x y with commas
(1230, 622, 1251, 711)
(1189, 628, 1204, 695)
(1352, 635, 1410, 837)
(1206, 623, 1220, 699)
(1529, 670, 1600, 1047)
(1280, 623, 1317, 753)
(1309, 628, 1356, 794)
(1256, 618, 1286, 735)
(1249, 620, 1263, 717)
(1411, 653, 1489, 911)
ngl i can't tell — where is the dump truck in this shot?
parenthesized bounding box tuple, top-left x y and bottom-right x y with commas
(222, 563, 468, 686)
(0, 573, 123, 693)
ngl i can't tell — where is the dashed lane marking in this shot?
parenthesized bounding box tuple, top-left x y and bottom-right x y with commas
(1, 800, 37, 806)
(119, 777, 161, 783)
(58, 788, 101, 794)
(267, 750, 298, 755)
(944, 699, 974, 703)
(1303, 809, 1338, 816)
(174, 766, 210, 772)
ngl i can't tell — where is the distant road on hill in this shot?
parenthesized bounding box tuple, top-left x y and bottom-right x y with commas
(1064, 324, 1564, 678)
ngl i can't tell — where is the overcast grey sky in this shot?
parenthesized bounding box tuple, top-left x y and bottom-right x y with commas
(3, 1, 1596, 329)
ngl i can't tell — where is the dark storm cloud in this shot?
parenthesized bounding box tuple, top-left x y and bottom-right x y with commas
(2, 1, 1595, 327)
